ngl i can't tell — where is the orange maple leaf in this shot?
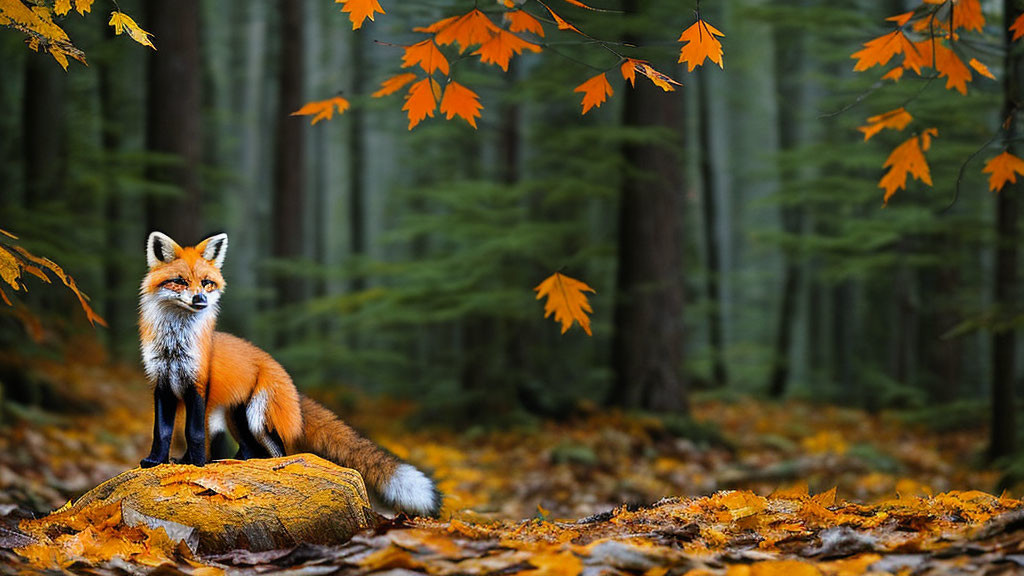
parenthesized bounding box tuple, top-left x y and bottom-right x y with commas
(574, 73, 613, 115)
(621, 59, 638, 87)
(677, 17, 725, 72)
(882, 67, 905, 81)
(534, 272, 595, 336)
(858, 107, 913, 141)
(983, 151, 1024, 192)
(290, 96, 350, 125)
(336, 0, 384, 30)
(403, 77, 440, 130)
(433, 10, 500, 52)
(1012, 13, 1024, 41)
(402, 39, 449, 75)
(851, 31, 919, 72)
(952, 0, 985, 32)
(925, 41, 972, 94)
(540, 3, 583, 35)
(878, 129, 938, 205)
(506, 10, 545, 37)
(440, 81, 483, 128)
(474, 29, 541, 71)
(414, 15, 460, 34)
(372, 73, 418, 98)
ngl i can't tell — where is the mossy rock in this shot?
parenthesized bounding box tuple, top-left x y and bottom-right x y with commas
(20, 453, 378, 555)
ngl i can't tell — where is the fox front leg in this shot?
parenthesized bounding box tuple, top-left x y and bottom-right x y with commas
(177, 386, 207, 466)
(140, 384, 178, 468)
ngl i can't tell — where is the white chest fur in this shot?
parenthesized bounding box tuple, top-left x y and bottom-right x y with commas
(139, 296, 215, 398)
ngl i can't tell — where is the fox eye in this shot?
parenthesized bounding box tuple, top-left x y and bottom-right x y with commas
(167, 277, 188, 286)
(201, 279, 217, 289)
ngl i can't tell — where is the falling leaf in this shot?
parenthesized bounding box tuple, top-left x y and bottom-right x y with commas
(983, 151, 1024, 192)
(440, 81, 483, 128)
(878, 130, 937, 205)
(336, 0, 385, 30)
(432, 10, 500, 53)
(474, 29, 541, 71)
(1012, 13, 1024, 41)
(677, 17, 725, 72)
(858, 107, 913, 141)
(402, 39, 449, 75)
(291, 96, 350, 125)
(506, 10, 544, 37)
(534, 272, 595, 335)
(574, 73, 613, 115)
(404, 77, 441, 130)
(968, 58, 995, 80)
(373, 73, 418, 98)
(108, 11, 154, 49)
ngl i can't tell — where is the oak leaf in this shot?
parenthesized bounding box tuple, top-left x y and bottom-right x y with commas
(433, 10, 500, 53)
(858, 107, 912, 141)
(473, 29, 541, 71)
(336, 0, 384, 30)
(983, 151, 1024, 192)
(677, 17, 725, 72)
(505, 10, 544, 37)
(439, 81, 483, 128)
(373, 73, 418, 98)
(404, 77, 441, 130)
(108, 11, 154, 49)
(291, 96, 350, 125)
(534, 272, 595, 335)
(402, 39, 449, 75)
(574, 73, 612, 115)
(878, 129, 937, 205)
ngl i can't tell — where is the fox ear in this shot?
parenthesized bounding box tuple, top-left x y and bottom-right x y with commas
(199, 233, 228, 269)
(147, 232, 181, 268)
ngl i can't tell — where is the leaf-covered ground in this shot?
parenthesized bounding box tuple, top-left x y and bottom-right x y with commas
(0, 359, 1020, 574)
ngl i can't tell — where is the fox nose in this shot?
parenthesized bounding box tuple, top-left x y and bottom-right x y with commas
(191, 293, 208, 309)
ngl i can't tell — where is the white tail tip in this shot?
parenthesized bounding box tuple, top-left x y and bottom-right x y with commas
(383, 463, 440, 517)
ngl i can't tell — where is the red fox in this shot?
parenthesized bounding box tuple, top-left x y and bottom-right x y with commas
(138, 231, 440, 517)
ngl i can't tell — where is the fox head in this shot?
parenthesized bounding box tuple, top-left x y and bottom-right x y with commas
(141, 232, 228, 315)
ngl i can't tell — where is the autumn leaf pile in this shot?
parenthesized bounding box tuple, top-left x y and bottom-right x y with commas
(854, 0, 1024, 204)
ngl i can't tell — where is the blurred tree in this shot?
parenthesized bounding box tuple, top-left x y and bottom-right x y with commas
(144, 0, 203, 240)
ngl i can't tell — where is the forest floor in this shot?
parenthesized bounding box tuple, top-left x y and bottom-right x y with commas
(0, 356, 1022, 574)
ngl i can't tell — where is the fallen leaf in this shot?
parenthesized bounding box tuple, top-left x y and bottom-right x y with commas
(534, 272, 595, 335)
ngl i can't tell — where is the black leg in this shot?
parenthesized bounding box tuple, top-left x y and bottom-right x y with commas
(230, 403, 268, 459)
(180, 386, 207, 466)
(209, 431, 234, 461)
(140, 385, 177, 468)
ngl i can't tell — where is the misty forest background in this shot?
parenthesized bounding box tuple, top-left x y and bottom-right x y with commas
(1, 0, 1023, 486)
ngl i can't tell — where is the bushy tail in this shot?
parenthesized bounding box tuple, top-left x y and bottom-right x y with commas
(294, 395, 441, 517)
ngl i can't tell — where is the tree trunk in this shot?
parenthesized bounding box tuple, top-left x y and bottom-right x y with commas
(990, 0, 1022, 460)
(697, 74, 728, 390)
(23, 50, 66, 208)
(144, 0, 203, 241)
(272, 0, 306, 319)
(766, 6, 805, 398)
(609, 0, 687, 413)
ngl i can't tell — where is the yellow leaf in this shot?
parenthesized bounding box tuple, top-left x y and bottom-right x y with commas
(439, 81, 483, 128)
(634, 61, 681, 92)
(0, 246, 22, 291)
(74, 0, 92, 15)
(108, 11, 155, 50)
(54, 0, 71, 16)
(336, 0, 384, 30)
(574, 73, 612, 115)
(534, 272, 595, 335)
(524, 551, 583, 576)
(677, 17, 725, 72)
(291, 96, 350, 125)
(858, 107, 912, 141)
(968, 58, 995, 80)
(983, 151, 1024, 192)
(373, 73, 418, 98)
